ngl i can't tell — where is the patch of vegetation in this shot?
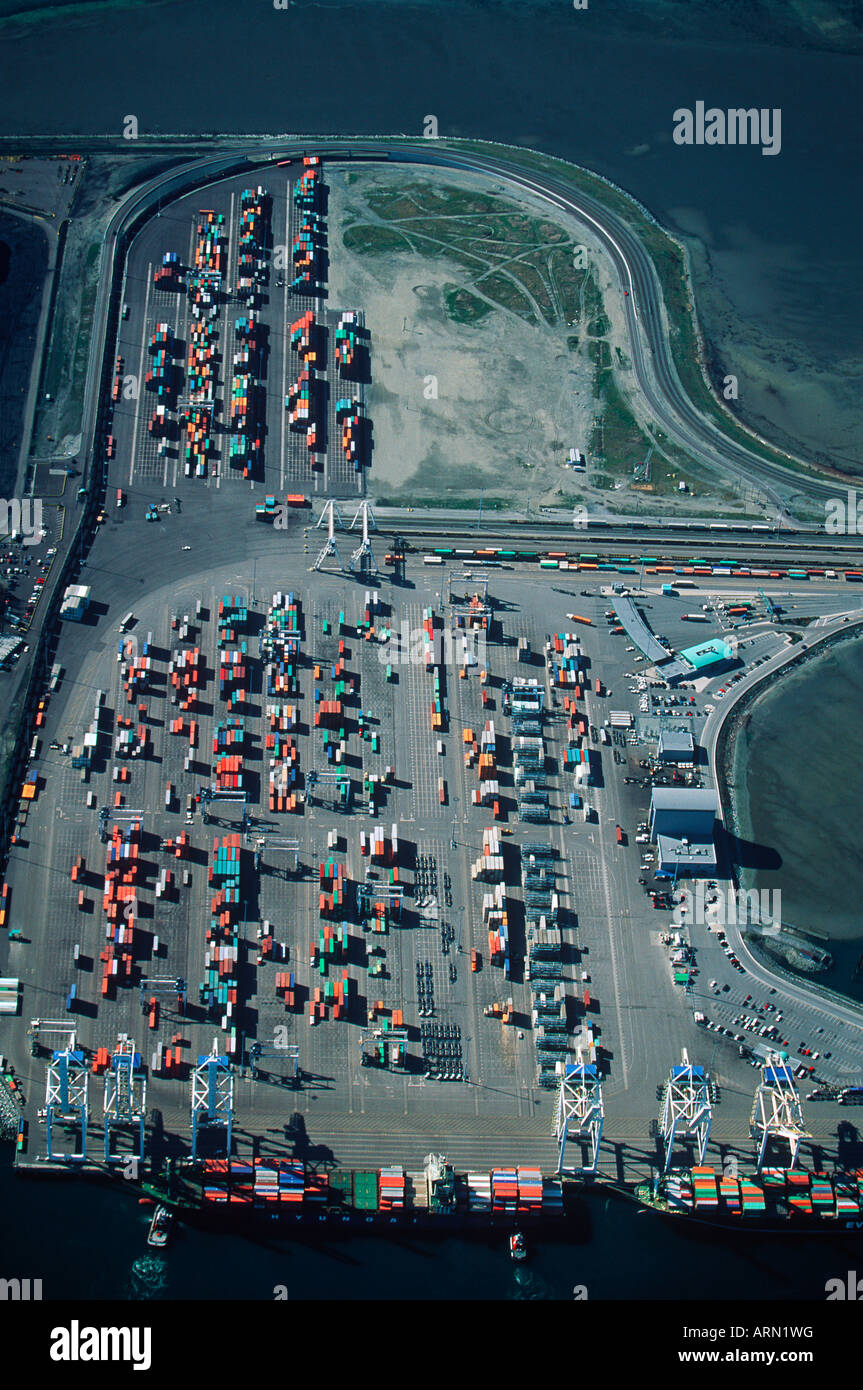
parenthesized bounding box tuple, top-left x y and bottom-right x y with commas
(388, 495, 509, 511)
(346, 178, 590, 331)
(595, 370, 654, 476)
(367, 185, 500, 222)
(587, 314, 610, 337)
(505, 261, 554, 324)
(477, 271, 534, 321)
(343, 224, 414, 255)
(548, 248, 587, 323)
(567, 336, 579, 352)
(588, 339, 612, 370)
(444, 284, 494, 325)
(33, 237, 102, 452)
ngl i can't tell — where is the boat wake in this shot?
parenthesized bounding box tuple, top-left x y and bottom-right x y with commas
(126, 1255, 168, 1300)
(509, 1266, 552, 1300)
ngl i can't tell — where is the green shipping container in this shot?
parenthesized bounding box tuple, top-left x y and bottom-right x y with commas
(353, 1171, 378, 1210)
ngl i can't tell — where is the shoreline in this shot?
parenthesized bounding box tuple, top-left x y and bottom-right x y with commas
(712, 617, 863, 1010)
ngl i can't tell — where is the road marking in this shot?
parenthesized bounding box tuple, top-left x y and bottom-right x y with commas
(227, 189, 236, 299)
(280, 179, 290, 494)
(128, 262, 152, 488)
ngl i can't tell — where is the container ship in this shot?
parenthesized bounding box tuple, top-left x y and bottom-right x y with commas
(634, 1164, 863, 1233)
(120, 1155, 863, 1238)
(123, 1155, 575, 1234)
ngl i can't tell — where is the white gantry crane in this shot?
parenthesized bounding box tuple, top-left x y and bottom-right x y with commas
(44, 1040, 89, 1164)
(348, 500, 379, 576)
(658, 1049, 712, 1174)
(253, 834, 300, 874)
(103, 1036, 147, 1165)
(750, 1054, 810, 1169)
(191, 1039, 233, 1160)
(554, 1052, 604, 1174)
(312, 499, 346, 572)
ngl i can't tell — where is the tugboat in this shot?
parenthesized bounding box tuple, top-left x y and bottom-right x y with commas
(147, 1205, 173, 1248)
(510, 1231, 527, 1262)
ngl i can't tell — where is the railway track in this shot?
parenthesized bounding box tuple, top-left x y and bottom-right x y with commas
(376, 524, 863, 575)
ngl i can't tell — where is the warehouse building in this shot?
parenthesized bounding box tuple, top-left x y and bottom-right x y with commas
(649, 787, 719, 877)
(657, 730, 695, 764)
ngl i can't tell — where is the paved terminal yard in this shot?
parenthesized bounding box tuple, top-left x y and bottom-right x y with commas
(4, 517, 863, 1178)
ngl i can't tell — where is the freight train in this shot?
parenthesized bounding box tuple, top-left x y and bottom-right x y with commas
(418, 546, 862, 581)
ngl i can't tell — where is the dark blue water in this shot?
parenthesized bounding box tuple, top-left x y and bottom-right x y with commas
(729, 632, 863, 1001)
(0, 0, 860, 463)
(3, 1147, 863, 1301)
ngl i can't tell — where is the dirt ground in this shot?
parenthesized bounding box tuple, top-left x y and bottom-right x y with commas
(327, 165, 610, 512)
(326, 163, 763, 519)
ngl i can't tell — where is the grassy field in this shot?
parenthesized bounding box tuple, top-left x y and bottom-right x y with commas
(342, 181, 589, 329)
(340, 169, 702, 507)
(375, 494, 509, 512)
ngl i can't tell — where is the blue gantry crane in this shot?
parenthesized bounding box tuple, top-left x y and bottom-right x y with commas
(103, 1037, 147, 1165)
(658, 1049, 712, 1174)
(44, 1043, 89, 1163)
(555, 1053, 604, 1174)
(191, 1040, 233, 1159)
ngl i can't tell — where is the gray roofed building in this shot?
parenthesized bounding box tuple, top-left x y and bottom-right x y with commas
(650, 786, 719, 846)
(658, 730, 695, 763)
